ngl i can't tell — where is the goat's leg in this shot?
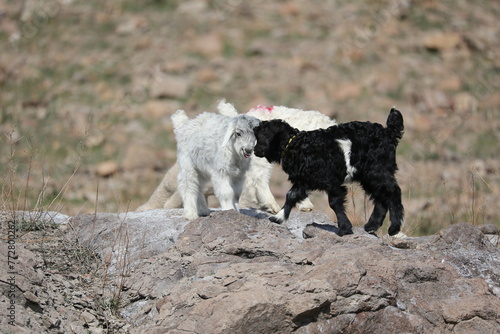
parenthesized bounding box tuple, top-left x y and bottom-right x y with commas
(387, 184, 404, 236)
(364, 201, 388, 235)
(196, 177, 210, 217)
(242, 179, 259, 206)
(232, 176, 246, 212)
(212, 175, 239, 212)
(178, 165, 201, 220)
(247, 159, 281, 213)
(327, 186, 353, 236)
(137, 163, 179, 211)
(270, 184, 307, 224)
(362, 177, 404, 236)
(297, 197, 314, 212)
(163, 191, 183, 209)
(254, 177, 281, 214)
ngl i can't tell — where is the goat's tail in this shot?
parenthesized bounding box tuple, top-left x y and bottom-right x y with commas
(386, 107, 404, 144)
(171, 109, 190, 129)
(217, 98, 239, 117)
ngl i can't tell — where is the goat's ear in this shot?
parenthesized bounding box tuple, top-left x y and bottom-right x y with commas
(249, 117, 261, 129)
(221, 121, 236, 147)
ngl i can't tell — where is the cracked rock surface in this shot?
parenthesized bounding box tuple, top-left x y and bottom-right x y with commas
(1, 209, 499, 333)
(76, 210, 499, 333)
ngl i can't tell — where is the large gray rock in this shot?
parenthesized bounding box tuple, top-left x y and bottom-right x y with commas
(2, 209, 499, 333)
(68, 209, 191, 273)
(100, 211, 498, 334)
(67, 208, 333, 273)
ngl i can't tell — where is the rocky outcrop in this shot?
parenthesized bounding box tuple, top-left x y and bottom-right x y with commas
(69, 209, 192, 274)
(1, 209, 499, 333)
(72, 210, 499, 333)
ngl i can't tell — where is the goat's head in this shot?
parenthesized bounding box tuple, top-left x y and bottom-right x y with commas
(222, 115, 260, 159)
(253, 120, 296, 164)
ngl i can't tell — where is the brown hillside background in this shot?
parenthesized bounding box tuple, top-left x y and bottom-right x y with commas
(1, 0, 498, 236)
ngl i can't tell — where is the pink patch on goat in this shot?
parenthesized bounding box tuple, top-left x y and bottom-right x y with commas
(255, 105, 274, 113)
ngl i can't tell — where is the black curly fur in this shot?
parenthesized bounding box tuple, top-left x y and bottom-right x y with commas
(253, 108, 405, 237)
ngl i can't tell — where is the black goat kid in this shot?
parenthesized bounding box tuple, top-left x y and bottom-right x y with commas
(253, 108, 405, 237)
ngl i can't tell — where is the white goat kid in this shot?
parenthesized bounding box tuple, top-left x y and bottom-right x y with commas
(217, 100, 337, 213)
(172, 109, 260, 220)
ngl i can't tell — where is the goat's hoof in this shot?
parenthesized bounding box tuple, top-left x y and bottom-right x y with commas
(198, 209, 211, 217)
(258, 202, 280, 214)
(270, 206, 281, 214)
(388, 226, 401, 236)
(263, 207, 279, 215)
(269, 216, 283, 224)
(367, 231, 379, 237)
(391, 232, 407, 239)
(338, 228, 353, 237)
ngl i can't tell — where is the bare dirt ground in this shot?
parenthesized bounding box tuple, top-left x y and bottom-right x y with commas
(1, 0, 499, 236)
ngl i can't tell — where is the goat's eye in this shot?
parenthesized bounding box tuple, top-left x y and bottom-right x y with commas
(235, 132, 241, 137)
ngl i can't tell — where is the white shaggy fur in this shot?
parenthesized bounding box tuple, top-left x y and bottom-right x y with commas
(336, 139, 356, 183)
(136, 164, 215, 211)
(172, 109, 260, 220)
(136, 100, 336, 214)
(136, 164, 182, 211)
(217, 100, 337, 213)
